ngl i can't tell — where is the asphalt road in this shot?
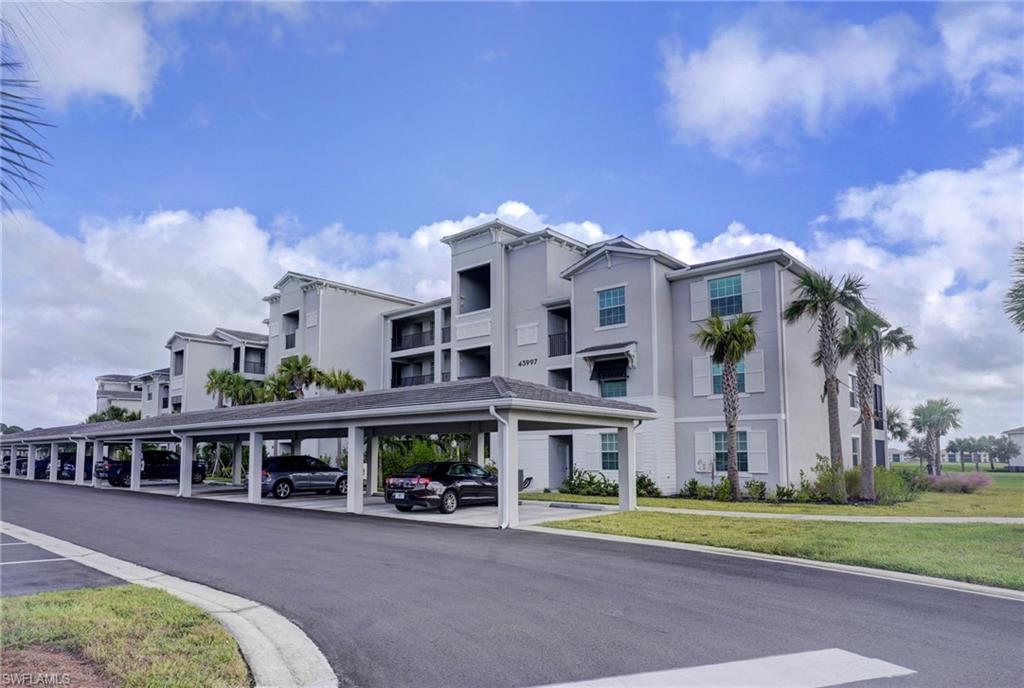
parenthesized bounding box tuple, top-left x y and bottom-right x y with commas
(2, 479, 1021, 688)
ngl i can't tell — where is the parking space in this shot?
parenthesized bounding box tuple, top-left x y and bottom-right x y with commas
(0, 535, 124, 597)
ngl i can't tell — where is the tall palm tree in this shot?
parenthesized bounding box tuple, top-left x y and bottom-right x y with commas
(784, 271, 866, 501)
(838, 309, 915, 501)
(262, 373, 294, 402)
(691, 313, 758, 500)
(315, 369, 366, 394)
(1005, 242, 1024, 332)
(278, 355, 320, 398)
(911, 398, 962, 476)
(886, 406, 909, 443)
(205, 369, 234, 408)
(946, 437, 965, 472)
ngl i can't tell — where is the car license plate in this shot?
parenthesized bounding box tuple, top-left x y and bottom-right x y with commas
(392, 491, 405, 500)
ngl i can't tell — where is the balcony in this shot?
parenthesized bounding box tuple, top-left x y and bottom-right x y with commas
(549, 331, 571, 357)
(392, 330, 434, 352)
(244, 361, 266, 375)
(284, 332, 296, 350)
(391, 374, 433, 388)
(441, 371, 451, 382)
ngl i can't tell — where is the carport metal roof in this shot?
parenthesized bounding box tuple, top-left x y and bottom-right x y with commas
(0, 377, 656, 445)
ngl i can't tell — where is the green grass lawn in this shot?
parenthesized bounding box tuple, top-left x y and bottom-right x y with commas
(0, 585, 251, 687)
(521, 471, 1024, 517)
(543, 512, 1024, 590)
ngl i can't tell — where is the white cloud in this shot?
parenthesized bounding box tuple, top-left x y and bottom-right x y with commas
(3, 2, 163, 112)
(4, 161, 1020, 438)
(661, 5, 1023, 164)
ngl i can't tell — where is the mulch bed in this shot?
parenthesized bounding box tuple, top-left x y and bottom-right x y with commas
(1, 646, 114, 688)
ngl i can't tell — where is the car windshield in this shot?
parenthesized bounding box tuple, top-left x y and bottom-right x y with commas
(403, 462, 435, 476)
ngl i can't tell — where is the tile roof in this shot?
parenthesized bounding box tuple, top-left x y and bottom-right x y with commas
(1, 378, 655, 443)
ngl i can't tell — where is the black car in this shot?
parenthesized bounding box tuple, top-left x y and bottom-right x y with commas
(385, 461, 497, 514)
(96, 450, 206, 487)
(56, 452, 92, 481)
(257, 455, 348, 499)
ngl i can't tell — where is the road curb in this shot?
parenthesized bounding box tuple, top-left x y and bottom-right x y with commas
(0, 520, 338, 688)
(524, 525, 1024, 602)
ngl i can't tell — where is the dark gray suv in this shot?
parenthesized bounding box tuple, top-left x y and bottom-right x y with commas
(257, 455, 348, 499)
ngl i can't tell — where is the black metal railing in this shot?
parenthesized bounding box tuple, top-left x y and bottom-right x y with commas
(548, 331, 571, 357)
(441, 371, 451, 382)
(391, 330, 434, 351)
(441, 327, 451, 343)
(244, 361, 265, 375)
(284, 332, 296, 349)
(391, 374, 433, 388)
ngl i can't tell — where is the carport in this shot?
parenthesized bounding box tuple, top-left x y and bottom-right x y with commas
(0, 377, 656, 528)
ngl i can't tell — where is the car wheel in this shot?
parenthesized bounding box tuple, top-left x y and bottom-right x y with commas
(192, 471, 205, 484)
(395, 505, 414, 512)
(108, 477, 120, 487)
(272, 480, 292, 499)
(335, 478, 348, 495)
(439, 489, 458, 514)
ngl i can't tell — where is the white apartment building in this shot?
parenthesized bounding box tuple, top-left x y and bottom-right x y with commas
(94, 374, 143, 415)
(166, 328, 269, 413)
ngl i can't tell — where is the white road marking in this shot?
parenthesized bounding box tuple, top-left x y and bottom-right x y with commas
(533, 649, 915, 688)
(0, 557, 70, 565)
(0, 542, 31, 546)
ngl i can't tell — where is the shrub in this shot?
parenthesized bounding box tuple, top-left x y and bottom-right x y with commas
(844, 468, 861, 499)
(874, 467, 919, 505)
(560, 467, 617, 496)
(794, 470, 815, 503)
(812, 454, 844, 503)
(928, 473, 992, 494)
(636, 472, 662, 497)
(694, 484, 714, 500)
(713, 476, 732, 501)
(680, 478, 701, 499)
(771, 484, 795, 502)
(744, 479, 767, 501)
(898, 468, 932, 493)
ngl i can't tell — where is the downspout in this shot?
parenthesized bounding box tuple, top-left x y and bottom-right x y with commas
(488, 405, 510, 529)
(778, 258, 793, 484)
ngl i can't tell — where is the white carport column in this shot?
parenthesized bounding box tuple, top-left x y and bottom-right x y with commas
(617, 424, 638, 511)
(247, 432, 263, 503)
(49, 442, 60, 482)
(74, 440, 87, 485)
(346, 425, 365, 513)
(26, 445, 38, 480)
(497, 411, 520, 529)
(129, 438, 143, 491)
(469, 422, 485, 464)
(365, 434, 379, 497)
(178, 436, 194, 497)
(232, 438, 243, 486)
(90, 440, 103, 487)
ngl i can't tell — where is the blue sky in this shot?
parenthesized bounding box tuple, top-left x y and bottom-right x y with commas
(2, 2, 1022, 434)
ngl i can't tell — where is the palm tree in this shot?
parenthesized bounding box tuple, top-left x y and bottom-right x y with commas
(911, 398, 962, 476)
(838, 309, 915, 501)
(86, 406, 142, 424)
(946, 437, 965, 472)
(784, 271, 866, 501)
(886, 406, 909, 443)
(205, 369, 234, 408)
(278, 355, 320, 398)
(906, 435, 930, 468)
(1005, 242, 1024, 332)
(262, 372, 294, 402)
(691, 313, 758, 500)
(315, 369, 366, 394)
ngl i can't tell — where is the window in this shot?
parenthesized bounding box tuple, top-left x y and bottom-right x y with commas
(466, 465, 490, 478)
(709, 275, 742, 316)
(146, 388, 153, 401)
(849, 374, 858, 408)
(873, 385, 884, 430)
(600, 380, 627, 398)
(600, 433, 619, 470)
(448, 464, 468, 477)
(173, 350, 184, 376)
(713, 431, 748, 472)
(852, 437, 860, 466)
(597, 287, 626, 327)
(712, 361, 746, 395)
(245, 348, 266, 375)
(232, 348, 241, 373)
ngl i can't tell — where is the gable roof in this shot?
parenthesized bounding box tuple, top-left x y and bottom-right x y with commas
(440, 219, 529, 246)
(0, 377, 656, 445)
(213, 328, 269, 345)
(131, 368, 170, 382)
(505, 227, 589, 253)
(268, 271, 419, 306)
(95, 374, 134, 383)
(560, 243, 687, 279)
(666, 249, 810, 281)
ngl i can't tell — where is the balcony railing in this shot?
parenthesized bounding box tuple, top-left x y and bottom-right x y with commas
(441, 371, 451, 382)
(392, 330, 434, 351)
(548, 331, 571, 357)
(391, 374, 433, 388)
(284, 332, 296, 350)
(244, 361, 266, 375)
(458, 373, 488, 380)
(441, 327, 451, 343)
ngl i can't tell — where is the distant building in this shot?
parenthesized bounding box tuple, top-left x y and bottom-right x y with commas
(94, 374, 142, 415)
(1004, 426, 1024, 471)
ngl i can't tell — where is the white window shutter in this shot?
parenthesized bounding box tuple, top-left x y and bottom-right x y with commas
(516, 323, 538, 346)
(745, 350, 765, 393)
(742, 270, 762, 313)
(692, 356, 711, 397)
(695, 432, 713, 473)
(691, 280, 709, 321)
(747, 430, 768, 473)
(306, 311, 319, 328)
